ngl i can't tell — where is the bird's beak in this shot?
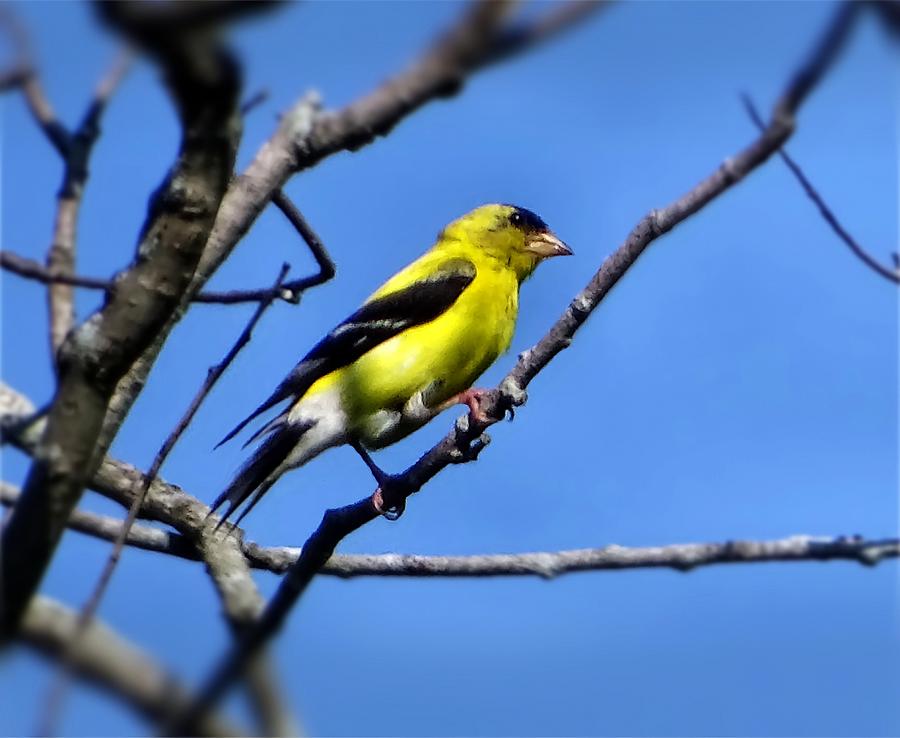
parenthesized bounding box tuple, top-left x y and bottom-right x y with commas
(526, 231, 573, 258)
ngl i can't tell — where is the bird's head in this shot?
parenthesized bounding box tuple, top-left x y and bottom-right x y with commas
(440, 204, 572, 281)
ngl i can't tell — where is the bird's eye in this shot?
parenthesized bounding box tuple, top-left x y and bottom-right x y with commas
(509, 212, 522, 227)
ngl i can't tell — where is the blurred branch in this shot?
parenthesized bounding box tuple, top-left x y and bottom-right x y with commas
(0, 385, 298, 736)
(743, 96, 899, 285)
(20, 596, 242, 737)
(45, 51, 131, 363)
(1, 249, 323, 305)
(485, 0, 612, 64)
(1, 5, 242, 638)
(4, 485, 895, 577)
(872, 0, 900, 36)
(167, 4, 862, 729)
(39, 266, 297, 737)
(240, 88, 270, 116)
(0, 6, 131, 361)
(0, 8, 69, 154)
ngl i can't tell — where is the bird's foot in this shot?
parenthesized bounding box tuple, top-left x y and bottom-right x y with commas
(454, 387, 494, 426)
(372, 486, 405, 521)
(352, 441, 408, 520)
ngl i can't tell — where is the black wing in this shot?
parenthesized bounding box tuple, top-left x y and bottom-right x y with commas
(216, 258, 476, 447)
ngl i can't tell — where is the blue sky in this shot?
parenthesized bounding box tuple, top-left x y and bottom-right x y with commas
(2, 1, 897, 735)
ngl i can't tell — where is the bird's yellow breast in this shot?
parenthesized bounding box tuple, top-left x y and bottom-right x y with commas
(305, 255, 519, 443)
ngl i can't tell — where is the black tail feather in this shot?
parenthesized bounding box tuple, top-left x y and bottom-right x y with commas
(241, 412, 286, 450)
(209, 421, 314, 529)
(214, 403, 271, 450)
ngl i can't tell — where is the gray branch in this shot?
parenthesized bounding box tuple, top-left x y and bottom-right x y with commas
(20, 596, 242, 737)
(3, 483, 895, 578)
(1, 5, 244, 637)
(0, 387, 298, 736)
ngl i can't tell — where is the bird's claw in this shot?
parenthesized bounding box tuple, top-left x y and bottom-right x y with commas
(372, 487, 405, 521)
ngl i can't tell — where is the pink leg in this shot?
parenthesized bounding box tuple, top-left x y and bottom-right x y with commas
(438, 387, 493, 425)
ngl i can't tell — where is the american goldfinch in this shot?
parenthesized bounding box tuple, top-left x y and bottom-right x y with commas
(212, 203, 570, 526)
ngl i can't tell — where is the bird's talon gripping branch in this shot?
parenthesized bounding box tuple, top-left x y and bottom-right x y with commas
(442, 387, 494, 427)
(372, 487, 405, 521)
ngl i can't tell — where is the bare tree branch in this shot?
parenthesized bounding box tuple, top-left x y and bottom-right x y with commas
(1, 6, 244, 639)
(46, 51, 131, 363)
(164, 4, 861, 729)
(0, 9, 131, 362)
(240, 88, 270, 116)
(0, 8, 69, 155)
(4, 484, 894, 579)
(0, 384, 298, 736)
(244, 536, 900, 576)
(1, 249, 324, 305)
(743, 96, 899, 285)
(269, 189, 336, 303)
(20, 596, 242, 737)
(37, 265, 296, 737)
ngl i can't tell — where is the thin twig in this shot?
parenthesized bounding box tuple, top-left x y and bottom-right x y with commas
(0, 8, 131, 361)
(2, 187, 335, 304)
(0, 8, 69, 155)
(1, 250, 111, 290)
(168, 5, 861, 731)
(270, 189, 336, 302)
(240, 88, 270, 115)
(743, 95, 899, 285)
(37, 264, 292, 738)
(0, 249, 308, 305)
(2, 482, 895, 577)
(44, 49, 130, 362)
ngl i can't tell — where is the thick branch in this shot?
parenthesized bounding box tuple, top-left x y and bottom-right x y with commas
(39, 266, 296, 737)
(1, 12, 242, 637)
(20, 596, 241, 737)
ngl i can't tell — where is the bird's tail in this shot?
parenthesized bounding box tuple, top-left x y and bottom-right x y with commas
(209, 420, 314, 531)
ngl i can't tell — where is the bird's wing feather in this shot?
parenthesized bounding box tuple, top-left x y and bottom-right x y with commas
(216, 257, 476, 447)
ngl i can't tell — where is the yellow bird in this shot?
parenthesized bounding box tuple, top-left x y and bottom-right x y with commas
(212, 203, 571, 526)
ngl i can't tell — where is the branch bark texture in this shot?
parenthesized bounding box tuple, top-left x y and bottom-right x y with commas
(1, 12, 242, 637)
(3, 485, 894, 578)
